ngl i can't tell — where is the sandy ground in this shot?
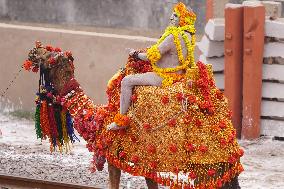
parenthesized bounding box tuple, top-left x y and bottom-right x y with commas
(0, 113, 284, 189)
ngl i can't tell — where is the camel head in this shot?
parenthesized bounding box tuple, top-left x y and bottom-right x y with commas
(23, 41, 75, 93)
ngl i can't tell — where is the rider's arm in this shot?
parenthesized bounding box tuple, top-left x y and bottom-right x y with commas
(137, 34, 174, 61)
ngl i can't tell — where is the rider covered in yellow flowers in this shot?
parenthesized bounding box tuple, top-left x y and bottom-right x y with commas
(108, 2, 196, 130)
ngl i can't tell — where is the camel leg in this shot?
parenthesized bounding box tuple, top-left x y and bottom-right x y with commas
(145, 178, 159, 189)
(221, 176, 241, 189)
(108, 163, 121, 189)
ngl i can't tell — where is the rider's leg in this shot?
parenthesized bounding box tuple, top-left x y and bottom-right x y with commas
(120, 72, 162, 114)
(108, 72, 162, 130)
(145, 178, 159, 189)
(108, 163, 121, 189)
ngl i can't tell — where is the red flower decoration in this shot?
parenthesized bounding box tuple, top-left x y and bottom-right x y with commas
(166, 178, 171, 186)
(207, 107, 215, 115)
(209, 78, 215, 87)
(196, 78, 206, 88)
(147, 144, 156, 154)
(23, 60, 33, 71)
(126, 165, 132, 173)
(46, 92, 53, 98)
(143, 123, 151, 131)
(216, 179, 223, 188)
(232, 130, 237, 137)
(131, 94, 138, 102)
(150, 161, 157, 169)
(119, 151, 126, 159)
(142, 64, 152, 73)
(238, 148, 244, 157)
(54, 47, 62, 52)
(220, 138, 227, 148)
(105, 137, 113, 145)
(32, 66, 39, 73)
(207, 169, 216, 177)
(65, 51, 72, 57)
(199, 101, 209, 110)
(107, 104, 116, 112)
(169, 144, 178, 153)
(46, 45, 53, 52)
(185, 143, 195, 152)
(189, 172, 197, 180)
(222, 173, 230, 182)
(130, 135, 137, 143)
(188, 95, 196, 104)
(168, 118, 177, 127)
(199, 145, 208, 153)
(173, 166, 179, 173)
(48, 57, 56, 65)
(131, 155, 139, 163)
(195, 119, 202, 127)
(161, 95, 169, 104)
(96, 142, 103, 149)
(114, 100, 120, 107)
(122, 116, 130, 126)
(157, 177, 163, 184)
(176, 92, 184, 102)
(228, 131, 236, 143)
(228, 156, 237, 164)
(238, 164, 244, 172)
(119, 130, 127, 137)
(215, 90, 224, 100)
(184, 114, 193, 124)
(219, 121, 227, 129)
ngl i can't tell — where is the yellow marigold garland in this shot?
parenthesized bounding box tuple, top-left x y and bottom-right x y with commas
(146, 25, 196, 86)
(146, 45, 161, 64)
(146, 3, 197, 86)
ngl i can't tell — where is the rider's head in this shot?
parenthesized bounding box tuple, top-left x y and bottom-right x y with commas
(171, 2, 196, 27)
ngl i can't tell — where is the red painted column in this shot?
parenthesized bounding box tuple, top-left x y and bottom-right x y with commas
(241, 3, 265, 139)
(224, 4, 244, 139)
(206, 0, 214, 21)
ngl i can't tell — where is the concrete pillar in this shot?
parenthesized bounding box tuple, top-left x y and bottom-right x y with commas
(242, 1, 265, 139)
(224, 4, 244, 139)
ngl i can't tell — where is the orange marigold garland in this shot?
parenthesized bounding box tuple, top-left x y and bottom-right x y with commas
(113, 113, 130, 127)
(97, 59, 244, 188)
(60, 48, 244, 188)
(173, 2, 196, 27)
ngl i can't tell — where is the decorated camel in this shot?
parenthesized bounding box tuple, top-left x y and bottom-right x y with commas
(23, 3, 243, 189)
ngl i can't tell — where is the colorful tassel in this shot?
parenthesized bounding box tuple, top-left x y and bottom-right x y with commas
(33, 62, 79, 153)
(66, 112, 79, 143)
(54, 108, 63, 145)
(40, 100, 51, 139)
(34, 104, 42, 139)
(61, 111, 70, 152)
(47, 104, 58, 148)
